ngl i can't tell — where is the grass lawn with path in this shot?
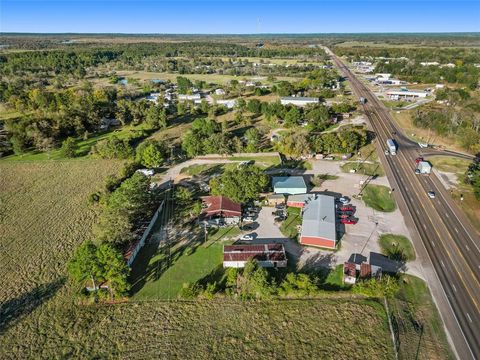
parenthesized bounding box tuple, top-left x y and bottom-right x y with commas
(379, 233, 416, 261)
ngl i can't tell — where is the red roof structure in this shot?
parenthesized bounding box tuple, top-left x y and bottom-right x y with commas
(360, 262, 372, 278)
(223, 244, 286, 263)
(201, 196, 242, 218)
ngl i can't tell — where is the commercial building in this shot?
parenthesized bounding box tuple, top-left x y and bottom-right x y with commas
(223, 244, 287, 268)
(286, 194, 313, 208)
(299, 194, 336, 249)
(386, 90, 428, 100)
(272, 176, 308, 195)
(280, 96, 319, 107)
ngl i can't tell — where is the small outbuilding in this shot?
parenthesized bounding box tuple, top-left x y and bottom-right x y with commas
(272, 176, 307, 195)
(266, 194, 285, 206)
(343, 262, 357, 284)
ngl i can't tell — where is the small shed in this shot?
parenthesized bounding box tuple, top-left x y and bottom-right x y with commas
(343, 262, 357, 284)
(266, 194, 285, 206)
(272, 176, 307, 195)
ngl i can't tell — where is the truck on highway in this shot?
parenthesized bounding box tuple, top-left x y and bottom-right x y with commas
(359, 97, 367, 104)
(386, 139, 397, 155)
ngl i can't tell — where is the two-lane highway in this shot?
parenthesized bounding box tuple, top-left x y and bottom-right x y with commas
(329, 51, 480, 359)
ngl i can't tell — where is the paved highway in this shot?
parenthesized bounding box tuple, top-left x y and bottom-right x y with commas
(329, 51, 480, 359)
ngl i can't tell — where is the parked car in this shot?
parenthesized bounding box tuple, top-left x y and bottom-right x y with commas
(338, 205, 355, 212)
(240, 234, 254, 241)
(341, 217, 358, 225)
(338, 214, 350, 219)
(339, 197, 350, 205)
(427, 191, 436, 199)
(243, 217, 255, 222)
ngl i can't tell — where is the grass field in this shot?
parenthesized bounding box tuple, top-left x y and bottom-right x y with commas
(428, 156, 471, 174)
(390, 275, 454, 360)
(0, 297, 395, 359)
(379, 234, 416, 261)
(362, 184, 396, 212)
(341, 161, 385, 177)
(0, 160, 124, 325)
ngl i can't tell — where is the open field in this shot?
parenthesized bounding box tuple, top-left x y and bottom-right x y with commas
(379, 234, 416, 261)
(362, 184, 396, 212)
(341, 161, 385, 177)
(0, 160, 124, 321)
(390, 275, 454, 360)
(428, 156, 471, 174)
(0, 297, 395, 359)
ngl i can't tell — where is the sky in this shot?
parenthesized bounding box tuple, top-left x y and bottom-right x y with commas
(1, 1, 479, 34)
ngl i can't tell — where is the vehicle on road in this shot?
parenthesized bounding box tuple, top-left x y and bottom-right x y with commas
(240, 234, 254, 241)
(340, 217, 358, 225)
(384, 149, 389, 155)
(415, 157, 424, 164)
(428, 191, 436, 199)
(359, 97, 367, 104)
(339, 197, 350, 205)
(386, 138, 397, 155)
(415, 169, 421, 174)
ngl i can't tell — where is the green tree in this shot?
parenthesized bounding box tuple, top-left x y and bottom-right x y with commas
(60, 137, 76, 158)
(284, 106, 302, 128)
(244, 128, 262, 152)
(135, 140, 166, 168)
(209, 165, 269, 203)
(146, 105, 167, 129)
(68, 241, 101, 291)
(95, 243, 130, 299)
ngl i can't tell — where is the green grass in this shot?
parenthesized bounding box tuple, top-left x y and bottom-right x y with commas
(389, 275, 454, 360)
(280, 207, 302, 239)
(0, 297, 395, 359)
(362, 184, 396, 212)
(428, 156, 471, 174)
(382, 100, 409, 109)
(341, 161, 385, 177)
(207, 226, 242, 242)
(132, 241, 224, 300)
(379, 234, 416, 261)
(324, 265, 349, 288)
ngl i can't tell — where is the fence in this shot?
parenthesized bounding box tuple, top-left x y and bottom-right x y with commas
(126, 200, 165, 267)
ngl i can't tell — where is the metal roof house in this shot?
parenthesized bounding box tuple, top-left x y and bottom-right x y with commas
(223, 244, 287, 268)
(300, 194, 337, 249)
(280, 96, 319, 107)
(272, 176, 307, 195)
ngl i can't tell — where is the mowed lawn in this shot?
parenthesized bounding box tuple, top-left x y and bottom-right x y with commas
(362, 184, 396, 212)
(0, 160, 124, 307)
(0, 298, 395, 359)
(132, 241, 224, 300)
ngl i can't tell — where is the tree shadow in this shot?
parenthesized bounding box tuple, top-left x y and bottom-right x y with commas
(0, 277, 65, 334)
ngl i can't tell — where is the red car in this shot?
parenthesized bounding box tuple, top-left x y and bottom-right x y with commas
(415, 157, 424, 164)
(341, 217, 358, 225)
(338, 205, 354, 212)
(338, 214, 350, 219)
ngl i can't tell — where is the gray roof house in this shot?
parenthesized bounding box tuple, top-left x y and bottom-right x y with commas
(300, 194, 337, 249)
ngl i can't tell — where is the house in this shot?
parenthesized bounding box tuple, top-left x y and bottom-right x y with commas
(280, 96, 319, 107)
(299, 194, 336, 249)
(99, 118, 120, 131)
(343, 262, 357, 284)
(223, 244, 287, 268)
(287, 194, 313, 208)
(215, 88, 226, 96)
(266, 194, 285, 206)
(178, 93, 201, 101)
(420, 62, 439, 66)
(200, 195, 242, 225)
(272, 176, 307, 195)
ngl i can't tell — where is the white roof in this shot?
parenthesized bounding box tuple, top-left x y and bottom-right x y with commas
(300, 195, 336, 241)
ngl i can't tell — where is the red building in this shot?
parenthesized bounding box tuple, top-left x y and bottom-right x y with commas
(201, 196, 242, 224)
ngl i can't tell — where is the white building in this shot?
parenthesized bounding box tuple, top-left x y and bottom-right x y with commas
(215, 88, 226, 96)
(178, 93, 201, 101)
(280, 96, 319, 107)
(420, 62, 440, 66)
(386, 90, 428, 100)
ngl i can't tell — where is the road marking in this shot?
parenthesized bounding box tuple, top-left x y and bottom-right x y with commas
(441, 260, 445, 267)
(466, 245, 470, 251)
(454, 227, 459, 234)
(431, 240, 435, 247)
(467, 313, 472, 323)
(445, 213, 449, 218)
(416, 209, 420, 214)
(422, 223, 427, 230)
(452, 284, 457, 292)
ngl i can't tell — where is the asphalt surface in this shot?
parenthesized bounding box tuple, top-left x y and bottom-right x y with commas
(329, 51, 480, 360)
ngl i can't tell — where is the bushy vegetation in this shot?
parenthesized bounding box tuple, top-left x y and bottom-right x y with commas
(209, 164, 269, 203)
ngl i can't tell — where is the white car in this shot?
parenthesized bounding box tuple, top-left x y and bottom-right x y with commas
(243, 217, 255, 222)
(427, 191, 436, 199)
(339, 197, 350, 205)
(240, 234, 254, 241)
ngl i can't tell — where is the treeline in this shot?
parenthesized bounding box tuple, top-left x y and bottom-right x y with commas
(181, 259, 400, 300)
(1, 42, 326, 77)
(413, 91, 480, 153)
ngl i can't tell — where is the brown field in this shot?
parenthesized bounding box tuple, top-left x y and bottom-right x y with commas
(0, 160, 124, 307)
